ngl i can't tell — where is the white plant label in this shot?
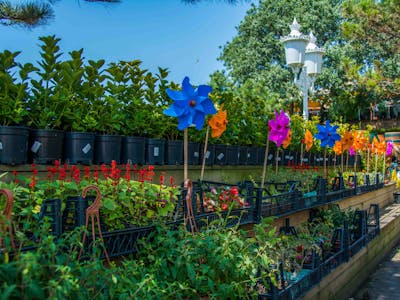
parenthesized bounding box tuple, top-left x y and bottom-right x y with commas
(82, 143, 91, 154)
(153, 147, 159, 157)
(31, 141, 42, 153)
(285, 155, 290, 159)
(206, 151, 210, 159)
(217, 153, 224, 160)
(268, 154, 273, 160)
(302, 158, 308, 162)
(194, 151, 199, 158)
(247, 153, 251, 158)
(0, 142, 3, 150)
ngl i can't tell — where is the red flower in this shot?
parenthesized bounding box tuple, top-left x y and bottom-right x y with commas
(221, 203, 228, 211)
(230, 186, 239, 196)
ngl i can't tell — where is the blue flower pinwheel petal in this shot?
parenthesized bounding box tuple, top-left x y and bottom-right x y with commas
(314, 120, 341, 148)
(182, 77, 196, 99)
(166, 88, 186, 101)
(197, 85, 212, 97)
(164, 76, 216, 131)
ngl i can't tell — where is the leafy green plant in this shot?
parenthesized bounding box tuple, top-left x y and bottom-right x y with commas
(0, 50, 33, 126)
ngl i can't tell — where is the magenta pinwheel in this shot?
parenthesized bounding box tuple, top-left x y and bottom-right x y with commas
(314, 120, 340, 148)
(164, 77, 216, 130)
(268, 110, 290, 147)
(386, 141, 394, 156)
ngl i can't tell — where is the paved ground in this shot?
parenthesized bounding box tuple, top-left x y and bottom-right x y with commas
(352, 244, 400, 300)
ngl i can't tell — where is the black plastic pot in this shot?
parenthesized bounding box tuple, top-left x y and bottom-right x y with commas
(188, 142, 200, 165)
(214, 144, 228, 165)
(165, 140, 183, 165)
(121, 136, 146, 165)
(258, 147, 274, 165)
(94, 134, 122, 165)
(146, 138, 165, 165)
(0, 126, 29, 165)
(238, 146, 248, 165)
(226, 145, 239, 165)
(29, 129, 64, 164)
(247, 147, 258, 165)
(64, 132, 95, 165)
(199, 144, 215, 166)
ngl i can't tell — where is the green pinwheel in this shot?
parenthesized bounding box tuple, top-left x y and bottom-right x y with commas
(164, 76, 216, 130)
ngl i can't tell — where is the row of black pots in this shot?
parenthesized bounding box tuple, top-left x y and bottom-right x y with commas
(0, 126, 361, 166)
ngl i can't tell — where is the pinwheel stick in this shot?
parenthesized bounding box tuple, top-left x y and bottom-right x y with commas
(184, 128, 188, 181)
(346, 152, 349, 172)
(261, 137, 270, 189)
(300, 143, 304, 166)
(354, 152, 357, 172)
(341, 153, 344, 173)
(275, 149, 279, 175)
(324, 148, 327, 179)
(375, 153, 378, 174)
(200, 126, 210, 181)
(367, 147, 370, 173)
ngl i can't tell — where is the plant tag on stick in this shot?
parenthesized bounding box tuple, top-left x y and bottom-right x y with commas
(31, 141, 42, 153)
(217, 153, 224, 160)
(0, 142, 3, 150)
(154, 147, 159, 157)
(82, 143, 91, 154)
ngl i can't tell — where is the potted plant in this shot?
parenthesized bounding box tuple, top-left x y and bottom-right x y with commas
(61, 56, 106, 165)
(26, 36, 69, 164)
(0, 50, 32, 165)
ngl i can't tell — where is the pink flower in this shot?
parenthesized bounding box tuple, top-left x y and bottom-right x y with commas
(268, 110, 290, 147)
(349, 147, 356, 156)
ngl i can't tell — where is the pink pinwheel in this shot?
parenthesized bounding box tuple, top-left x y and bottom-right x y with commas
(268, 110, 290, 147)
(386, 141, 394, 156)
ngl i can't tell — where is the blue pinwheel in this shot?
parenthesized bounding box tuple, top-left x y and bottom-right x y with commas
(314, 120, 340, 148)
(164, 77, 216, 130)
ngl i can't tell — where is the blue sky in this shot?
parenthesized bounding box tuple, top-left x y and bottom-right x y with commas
(0, 0, 252, 84)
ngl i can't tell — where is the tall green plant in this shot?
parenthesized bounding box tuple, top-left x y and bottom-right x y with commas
(0, 50, 33, 126)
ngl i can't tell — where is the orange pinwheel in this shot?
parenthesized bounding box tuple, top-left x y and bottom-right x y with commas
(341, 131, 354, 152)
(282, 129, 292, 149)
(304, 129, 313, 152)
(333, 140, 343, 155)
(352, 131, 367, 152)
(208, 105, 227, 138)
(372, 136, 386, 155)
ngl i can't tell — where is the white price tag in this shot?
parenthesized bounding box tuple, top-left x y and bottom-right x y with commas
(82, 143, 91, 154)
(206, 151, 210, 159)
(194, 151, 199, 158)
(268, 154, 273, 160)
(31, 141, 42, 153)
(0, 142, 3, 150)
(153, 147, 159, 157)
(217, 153, 224, 160)
(302, 158, 308, 162)
(285, 155, 290, 159)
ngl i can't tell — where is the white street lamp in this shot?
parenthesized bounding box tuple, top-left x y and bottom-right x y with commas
(280, 18, 325, 120)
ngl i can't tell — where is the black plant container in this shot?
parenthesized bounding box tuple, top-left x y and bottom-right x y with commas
(64, 132, 95, 165)
(247, 147, 258, 165)
(0, 126, 29, 165)
(200, 144, 215, 166)
(121, 136, 146, 165)
(238, 146, 248, 165)
(226, 145, 239, 165)
(257, 147, 275, 165)
(94, 134, 122, 165)
(188, 142, 200, 165)
(165, 140, 183, 165)
(146, 138, 165, 165)
(29, 129, 64, 164)
(214, 144, 228, 165)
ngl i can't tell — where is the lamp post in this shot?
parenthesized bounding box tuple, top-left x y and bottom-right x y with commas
(281, 18, 325, 120)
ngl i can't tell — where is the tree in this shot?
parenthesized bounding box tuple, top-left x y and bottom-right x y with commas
(0, 0, 120, 27)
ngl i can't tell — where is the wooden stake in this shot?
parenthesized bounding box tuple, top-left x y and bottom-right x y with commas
(275, 149, 279, 175)
(261, 138, 270, 189)
(324, 148, 327, 179)
(200, 126, 210, 181)
(184, 128, 188, 181)
(300, 143, 304, 166)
